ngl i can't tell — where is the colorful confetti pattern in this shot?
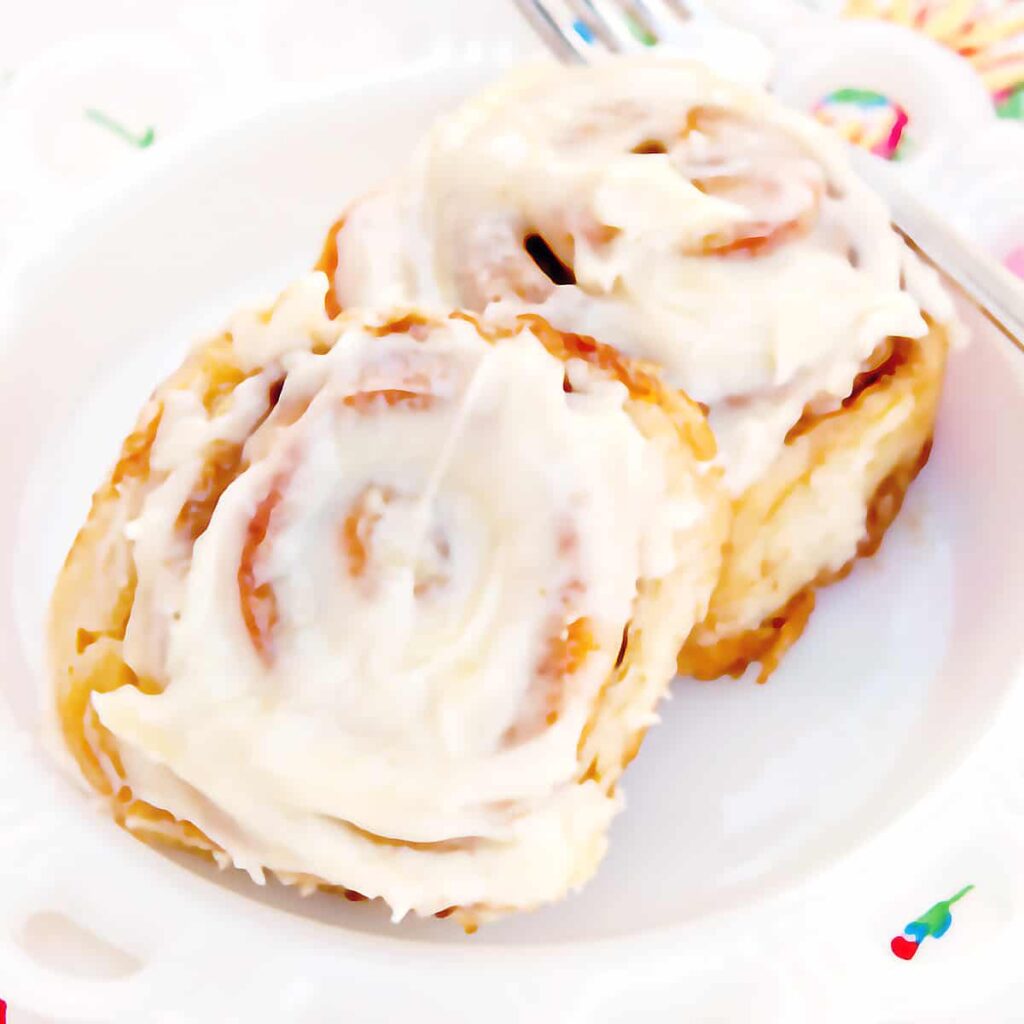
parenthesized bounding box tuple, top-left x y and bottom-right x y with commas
(814, 3, 1024, 162)
(844, 0, 1024, 102)
(826, 2, 1024, 278)
(995, 79, 1024, 113)
(813, 87, 911, 158)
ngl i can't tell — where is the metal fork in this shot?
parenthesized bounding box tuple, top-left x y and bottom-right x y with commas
(512, 0, 1024, 352)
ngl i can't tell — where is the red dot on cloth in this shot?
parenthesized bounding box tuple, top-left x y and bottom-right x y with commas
(891, 935, 920, 960)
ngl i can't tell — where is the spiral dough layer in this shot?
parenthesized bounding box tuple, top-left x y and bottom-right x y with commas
(51, 275, 728, 921)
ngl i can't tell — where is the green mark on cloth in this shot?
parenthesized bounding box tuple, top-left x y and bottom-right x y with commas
(85, 108, 156, 149)
(996, 84, 1024, 120)
(906, 885, 974, 942)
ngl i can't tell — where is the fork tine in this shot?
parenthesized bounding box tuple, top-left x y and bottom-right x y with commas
(629, 0, 690, 39)
(619, 1, 660, 40)
(569, 0, 642, 51)
(662, 0, 695, 18)
(512, 0, 592, 62)
(564, 0, 626, 51)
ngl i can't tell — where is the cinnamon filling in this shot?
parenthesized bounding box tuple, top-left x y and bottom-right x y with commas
(314, 216, 346, 319)
(238, 483, 284, 663)
(785, 337, 914, 445)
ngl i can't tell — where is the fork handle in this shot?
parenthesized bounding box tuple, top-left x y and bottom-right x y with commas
(850, 150, 1024, 353)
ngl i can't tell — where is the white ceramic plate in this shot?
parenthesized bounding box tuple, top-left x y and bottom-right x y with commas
(1, 52, 1023, 1024)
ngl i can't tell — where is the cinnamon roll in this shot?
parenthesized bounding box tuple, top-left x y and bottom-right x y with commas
(322, 56, 957, 681)
(50, 275, 728, 923)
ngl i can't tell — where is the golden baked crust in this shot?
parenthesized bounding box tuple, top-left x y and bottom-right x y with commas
(678, 321, 948, 683)
(50, 300, 727, 927)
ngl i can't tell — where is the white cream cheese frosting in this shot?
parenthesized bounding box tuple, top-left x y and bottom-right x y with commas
(331, 57, 955, 493)
(92, 277, 721, 919)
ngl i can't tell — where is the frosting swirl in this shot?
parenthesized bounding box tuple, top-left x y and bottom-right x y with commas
(88, 276, 725, 919)
(329, 57, 953, 492)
